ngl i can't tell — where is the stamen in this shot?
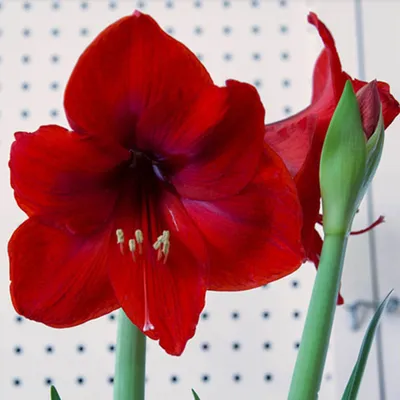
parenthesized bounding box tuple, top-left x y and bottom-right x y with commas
(128, 239, 136, 262)
(350, 215, 385, 235)
(162, 240, 170, 263)
(153, 230, 170, 264)
(135, 229, 144, 254)
(116, 229, 125, 255)
(152, 235, 163, 250)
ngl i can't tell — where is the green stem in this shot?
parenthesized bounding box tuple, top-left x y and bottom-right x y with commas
(114, 310, 146, 400)
(288, 233, 348, 400)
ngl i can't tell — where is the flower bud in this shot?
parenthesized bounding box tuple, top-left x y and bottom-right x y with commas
(320, 81, 377, 235)
(356, 80, 381, 138)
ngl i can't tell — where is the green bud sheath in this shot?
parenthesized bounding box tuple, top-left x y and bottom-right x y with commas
(320, 80, 367, 235)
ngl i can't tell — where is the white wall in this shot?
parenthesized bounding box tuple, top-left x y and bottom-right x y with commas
(0, 0, 398, 399)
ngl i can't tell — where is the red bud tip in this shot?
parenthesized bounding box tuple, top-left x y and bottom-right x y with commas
(356, 80, 381, 139)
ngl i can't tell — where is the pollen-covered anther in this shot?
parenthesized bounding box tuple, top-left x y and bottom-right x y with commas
(128, 239, 136, 261)
(135, 229, 144, 254)
(153, 230, 170, 263)
(116, 229, 125, 254)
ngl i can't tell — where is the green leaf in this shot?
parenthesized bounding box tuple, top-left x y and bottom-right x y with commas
(50, 385, 61, 400)
(191, 389, 201, 400)
(320, 80, 367, 235)
(341, 290, 393, 400)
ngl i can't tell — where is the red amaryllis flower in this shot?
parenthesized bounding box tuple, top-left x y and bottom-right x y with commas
(9, 11, 304, 355)
(264, 12, 400, 303)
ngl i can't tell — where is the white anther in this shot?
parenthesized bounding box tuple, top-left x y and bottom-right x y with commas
(135, 229, 144, 244)
(128, 239, 136, 261)
(135, 229, 144, 254)
(128, 239, 136, 252)
(152, 230, 170, 262)
(153, 236, 163, 251)
(116, 229, 124, 244)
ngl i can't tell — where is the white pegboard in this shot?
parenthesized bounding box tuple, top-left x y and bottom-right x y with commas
(7, 0, 400, 399)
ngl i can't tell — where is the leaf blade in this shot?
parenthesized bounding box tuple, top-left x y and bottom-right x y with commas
(191, 389, 201, 400)
(50, 385, 61, 400)
(342, 290, 393, 400)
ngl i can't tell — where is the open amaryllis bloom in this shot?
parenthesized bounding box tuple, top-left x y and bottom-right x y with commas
(264, 12, 400, 304)
(9, 11, 304, 355)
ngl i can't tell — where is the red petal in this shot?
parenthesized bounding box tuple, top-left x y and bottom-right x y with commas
(183, 147, 304, 291)
(64, 12, 212, 148)
(10, 125, 130, 234)
(108, 184, 208, 355)
(265, 114, 317, 177)
(9, 218, 119, 326)
(308, 12, 347, 104)
(171, 80, 265, 200)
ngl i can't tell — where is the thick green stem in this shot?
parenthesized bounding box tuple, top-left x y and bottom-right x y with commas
(288, 233, 348, 400)
(114, 310, 146, 400)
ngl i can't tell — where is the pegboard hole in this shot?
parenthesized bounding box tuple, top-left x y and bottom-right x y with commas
(280, 51, 290, 61)
(80, 28, 89, 36)
(194, 26, 203, 35)
(21, 55, 30, 64)
(263, 341, 272, 350)
(13, 378, 22, 387)
(264, 373, 273, 382)
(51, 28, 60, 36)
(232, 342, 241, 351)
(77, 344, 86, 353)
(280, 25, 288, 34)
(44, 377, 53, 386)
(76, 376, 85, 385)
(201, 342, 210, 351)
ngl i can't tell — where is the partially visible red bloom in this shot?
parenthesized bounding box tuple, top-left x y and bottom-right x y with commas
(264, 12, 400, 303)
(9, 12, 304, 355)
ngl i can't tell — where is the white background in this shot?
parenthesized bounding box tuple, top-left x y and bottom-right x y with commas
(0, 0, 399, 399)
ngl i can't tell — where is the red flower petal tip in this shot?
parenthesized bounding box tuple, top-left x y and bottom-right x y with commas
(356, 80, 381, 138)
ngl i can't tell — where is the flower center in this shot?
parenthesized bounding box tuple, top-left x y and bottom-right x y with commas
(129, 149, 167, 183)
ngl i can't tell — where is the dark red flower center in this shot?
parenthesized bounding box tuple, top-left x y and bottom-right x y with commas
(128, 148, 167, 183)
